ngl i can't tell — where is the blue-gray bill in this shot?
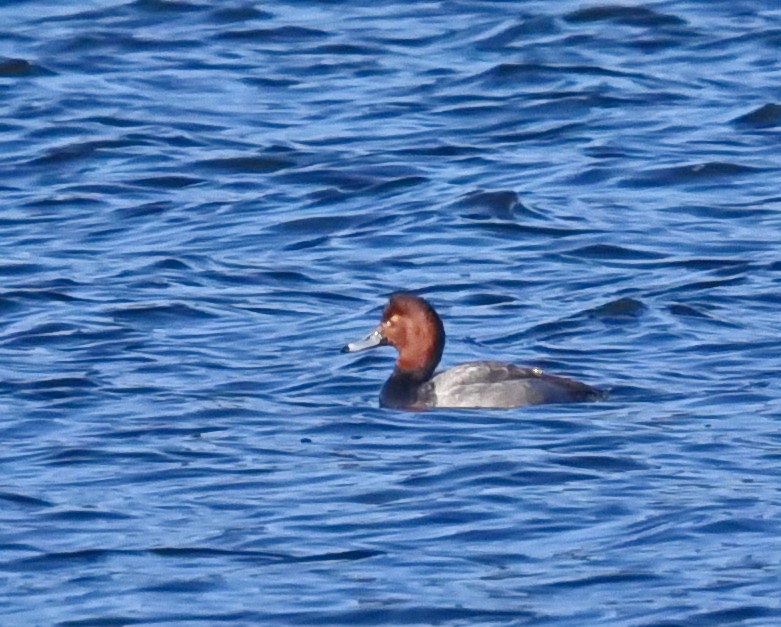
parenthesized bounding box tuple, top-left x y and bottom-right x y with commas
(342, 326, 385, 353)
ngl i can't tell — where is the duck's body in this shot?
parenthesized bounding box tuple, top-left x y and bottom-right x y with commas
(343, 293, 602, 410)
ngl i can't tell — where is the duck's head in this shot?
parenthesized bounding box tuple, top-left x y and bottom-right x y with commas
(342, 292, 445, 379)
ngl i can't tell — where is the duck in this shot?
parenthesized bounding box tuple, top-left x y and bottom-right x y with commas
(342, 292, 603, 410)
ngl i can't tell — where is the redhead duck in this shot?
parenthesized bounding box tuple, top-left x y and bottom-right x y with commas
(342, 293, 603, 410)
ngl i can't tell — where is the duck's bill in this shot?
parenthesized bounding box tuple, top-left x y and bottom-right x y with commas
(342, 326, 386, 353)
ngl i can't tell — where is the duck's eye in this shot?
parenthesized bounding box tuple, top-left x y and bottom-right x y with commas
(385, 314, 400, 327)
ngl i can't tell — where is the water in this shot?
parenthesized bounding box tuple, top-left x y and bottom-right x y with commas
(2, 1, 780, 624)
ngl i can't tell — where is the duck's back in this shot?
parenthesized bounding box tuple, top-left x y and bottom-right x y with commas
(425, 361, 601, 408)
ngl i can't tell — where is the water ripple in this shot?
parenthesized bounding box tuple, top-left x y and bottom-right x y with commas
(1, 1, 780, 625)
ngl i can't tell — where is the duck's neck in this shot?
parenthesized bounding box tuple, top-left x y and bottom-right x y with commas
(380, 368, 430, 409)
(395, 308, 445, 377)
(395, 338, 443, 380)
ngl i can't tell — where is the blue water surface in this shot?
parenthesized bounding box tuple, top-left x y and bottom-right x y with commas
(1, 1, 780, 625)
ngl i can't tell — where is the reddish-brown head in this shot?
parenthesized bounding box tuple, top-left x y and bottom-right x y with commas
(379, 293, 445, 377)
(342, 293, 445, 379)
